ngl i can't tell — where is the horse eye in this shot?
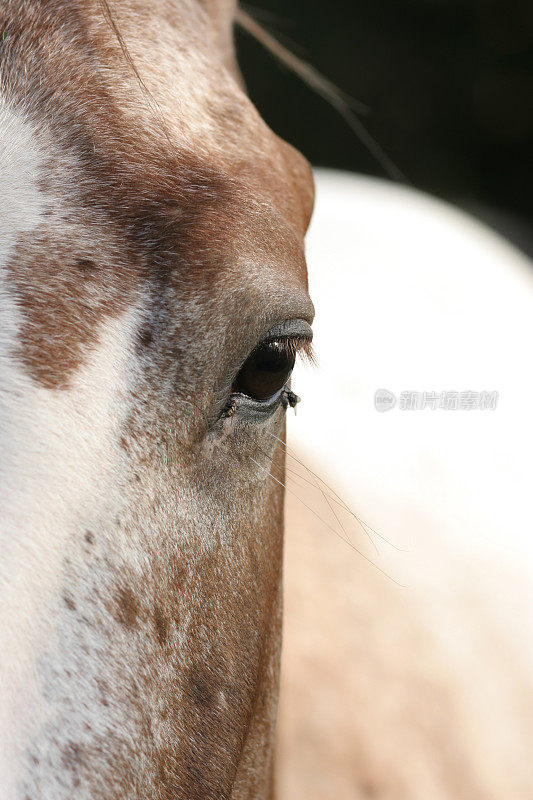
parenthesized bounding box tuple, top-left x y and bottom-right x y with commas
(232, 339, 298, 403)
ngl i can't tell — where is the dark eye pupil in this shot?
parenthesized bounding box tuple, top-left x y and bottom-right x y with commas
(233, 339, 295, 402)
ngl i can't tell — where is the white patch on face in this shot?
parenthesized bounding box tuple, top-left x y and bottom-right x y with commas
(0, 101, 139, 799)
(0, 99, 47, 799)
(0, 304, 140, 799)
(0, 99, 47, 250)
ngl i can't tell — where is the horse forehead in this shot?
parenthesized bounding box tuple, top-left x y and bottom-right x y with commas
(0, 102, 308, 392)
(0, 0, 314, 245)
(68, 143, 310, 286)
(92, 0, 315, 233)
(0, 0, 313, 393)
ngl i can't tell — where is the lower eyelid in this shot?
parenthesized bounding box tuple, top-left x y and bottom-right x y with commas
(266, 386, 285, 404)
(223, 383, 291, 420)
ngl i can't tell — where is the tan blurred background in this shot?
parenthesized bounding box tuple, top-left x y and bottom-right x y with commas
(277, 171, 533, 798)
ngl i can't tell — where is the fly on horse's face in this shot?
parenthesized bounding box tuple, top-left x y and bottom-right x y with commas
(0, 1, 314, 798)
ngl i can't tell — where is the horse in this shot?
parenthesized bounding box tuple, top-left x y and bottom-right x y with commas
(0, 1, 315, 798)
(4, 3, 533, 798)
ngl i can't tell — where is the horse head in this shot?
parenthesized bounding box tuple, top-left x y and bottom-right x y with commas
(0, 2, 314, 797)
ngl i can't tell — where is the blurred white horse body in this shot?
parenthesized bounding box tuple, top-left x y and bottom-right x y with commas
(279, 170, 533, 799)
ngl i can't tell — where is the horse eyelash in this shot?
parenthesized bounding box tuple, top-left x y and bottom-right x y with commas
(277, 335, 316, 366)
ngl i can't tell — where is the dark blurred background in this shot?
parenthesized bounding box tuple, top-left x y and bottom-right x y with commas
(236, 0, 532, 252)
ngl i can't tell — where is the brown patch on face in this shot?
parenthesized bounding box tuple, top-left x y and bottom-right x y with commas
(115, 585, 140, 629)
(58, 742, 84, 791)
(96, 678, 110, 707)
(3, 0, 314, 392)
(153, 604, 170, 645)
(61, 742, 83, 773)
(5, 150, 244, 389)
(63, 593, 77, 612)
(137, 324, 154, 351)
(1, 2, 237, 389)
(75, 258, 98, 272)
(186, 661, 218, 709)
(7, 228, 139, 389)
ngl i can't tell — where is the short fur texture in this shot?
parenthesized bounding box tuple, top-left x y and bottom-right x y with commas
(0, 2, 315, 798)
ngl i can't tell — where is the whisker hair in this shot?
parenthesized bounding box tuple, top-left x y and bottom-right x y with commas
(285, 462, 380, 555)
(250, 455, 407, 587)
(267, 431, 408, 552)
(253, 434, 382, 554)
